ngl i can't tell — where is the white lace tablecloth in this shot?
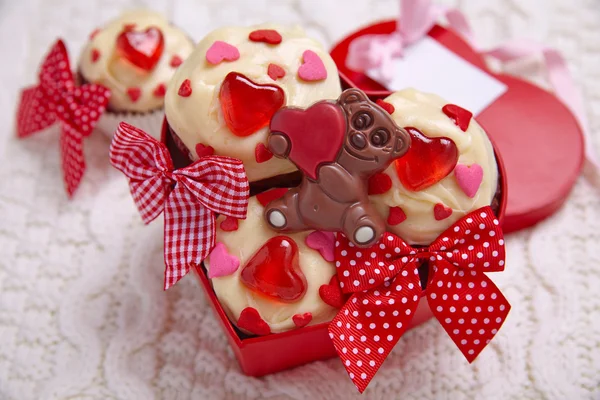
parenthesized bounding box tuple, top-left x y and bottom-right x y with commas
(1, 0, 599, 399)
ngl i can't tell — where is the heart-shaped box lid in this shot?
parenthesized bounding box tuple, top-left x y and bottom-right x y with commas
(330, 21, 585, 233)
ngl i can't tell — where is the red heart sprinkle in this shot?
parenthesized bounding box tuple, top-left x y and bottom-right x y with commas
(240, 236, 307, 302)
(178, 79, 192, 97)
(442, 104, 473, 132)
(256, 188, 289, 207)
(170, 55, 183, 67)
(255, 143, 273, 163)
(249, 29, 282, 44)
(395, 127, 458, 191)
(237, 307, 271, 336)
(387, 206, 407, 225)
(376, 99, 395, 114)
(292, 312, 312, 328)
(126, 87, 141, 102)
(91, 48, 100, 63)
(153, 83, 166, 97)
(116, 26, 164, 71)
(319, 275, 347, 309)
(368, 172, 392, 195)
(219, 72, 285, 136)
(195, 143, 215, 158)
(220, 216, 239, 231)
(123, 23, 136, 31)
(433, 203, 453, 220)
(267, 63, 286, 80)
(89, 28, 100, 40)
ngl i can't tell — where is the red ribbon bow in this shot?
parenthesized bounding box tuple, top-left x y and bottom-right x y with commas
(329, 206, 510, 392)
(110, 122, 250, 289)
(16, 39, 110, 196)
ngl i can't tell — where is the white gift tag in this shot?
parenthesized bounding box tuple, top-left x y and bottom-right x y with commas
(366, 37, 507, 116)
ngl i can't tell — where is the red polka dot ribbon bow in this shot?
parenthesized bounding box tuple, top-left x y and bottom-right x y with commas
(330, 206, 510, 392)
(110, 122, 250, 289)
(16, 39, 111, 197)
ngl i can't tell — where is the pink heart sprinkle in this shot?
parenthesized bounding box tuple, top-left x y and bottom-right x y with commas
(206, 41, 240, 65)
(208, 242, 240, 278)
(454, 163, 484, 198)
(305, 231, 335, 262)
(298, 50, 327, 81)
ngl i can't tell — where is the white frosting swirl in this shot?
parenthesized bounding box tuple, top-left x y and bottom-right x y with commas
(207, 197, 338, 334)
(164, 23, 342, 182)
(78, 10, 194, 112)
(370, 89, 499, 245)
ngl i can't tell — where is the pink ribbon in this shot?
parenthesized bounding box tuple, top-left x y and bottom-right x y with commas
(346, 0, 598, 184)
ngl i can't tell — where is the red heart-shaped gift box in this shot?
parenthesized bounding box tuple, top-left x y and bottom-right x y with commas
(159, 72, 508, 375)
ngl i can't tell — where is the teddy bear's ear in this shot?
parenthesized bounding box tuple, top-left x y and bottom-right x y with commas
(339, 88, 369, 106)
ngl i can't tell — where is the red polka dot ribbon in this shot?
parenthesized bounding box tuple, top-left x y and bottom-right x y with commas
(16, 39, 111, 197)
(110, 122, 250, 289)
(330, 206, 510, 392)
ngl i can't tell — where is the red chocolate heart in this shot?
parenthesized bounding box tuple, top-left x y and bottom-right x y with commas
(433, 203, 452, 220)
(292, 312, 312, 328)
(376, 99, 395, 114)
(116, 26, 164, 71)
(152, 83, 166, 97)
(318, 275, 347, 309)
(395, 127, 458, 191)
(195, 143, 214, 158)
(240, 236, 307, 302)
(237, 307, 271, 336)
(91, 48, 100, 63)
(220, 72, 285, 137)
(178, 79, 192, 97)
(387, 206, 406, 225)
(169, 55, 183, 68)
(269, 101, 346, 180)
(255, 143, 273, 163)
(267, 63, 286, 80)
(220, 216, 239, 231)
(126, 87, 141, 102)
(256, 188, 289, 207)
(249, 29, 282, 44)
(442, 104, 472, 132)
(368, 172, 392, 195)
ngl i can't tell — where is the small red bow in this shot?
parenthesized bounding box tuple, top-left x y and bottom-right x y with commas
(110, 122, 250, 289)
(329, 206, 510, 392)
(16, 39, 110, 196)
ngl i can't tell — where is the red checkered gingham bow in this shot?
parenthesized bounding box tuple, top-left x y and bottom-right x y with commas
(16, 39, 110, 196)
(330, 206, 510, 392)
(110, 122, 250, 289)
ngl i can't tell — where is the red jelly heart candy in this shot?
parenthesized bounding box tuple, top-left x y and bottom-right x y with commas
(442, 104, 472, 132)
(256, 188, 288, 207)
(368, 172, 392, 195)
(395, 127, 458, 191)
(237, 307, 271, 336)
(292, 312, 312, 328)
(116, 26, 164, 71)
(318, 275, 347, 308)
(219, 72, 285, 137)
(240, 236, 307, 303)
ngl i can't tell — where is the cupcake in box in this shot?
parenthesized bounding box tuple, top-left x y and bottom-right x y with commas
(206, 192, 342, 335)
(164, 24, 342, 184)
(366, 89, 500, 245)
(79, 9, 195, 139)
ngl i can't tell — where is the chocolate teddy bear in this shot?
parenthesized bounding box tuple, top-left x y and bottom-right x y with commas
(264, 89, 411, 247)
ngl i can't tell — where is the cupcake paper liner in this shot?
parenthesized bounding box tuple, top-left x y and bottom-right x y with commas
(96, 108, 165, 140)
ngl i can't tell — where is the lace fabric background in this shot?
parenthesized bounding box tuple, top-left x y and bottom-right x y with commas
(0, 0, 599, 399)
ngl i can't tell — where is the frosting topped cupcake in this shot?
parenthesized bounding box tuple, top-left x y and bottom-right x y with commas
(206, 195, 340, 334)
(369, 89, 499, 245)
(78, 10, 194, 113)
(165, 24, 342, 182)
